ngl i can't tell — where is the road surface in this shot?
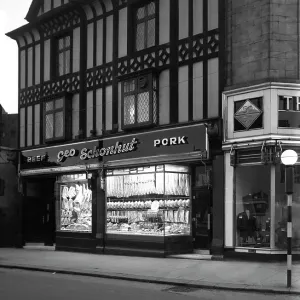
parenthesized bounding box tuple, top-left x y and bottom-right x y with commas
(0, 268, 298, 300)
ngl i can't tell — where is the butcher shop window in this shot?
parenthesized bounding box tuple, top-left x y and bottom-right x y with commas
(121, 73, 157, 130)
(57, 174, 92, 233)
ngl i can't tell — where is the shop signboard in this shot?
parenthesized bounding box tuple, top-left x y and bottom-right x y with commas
(20, 124, 207, 170)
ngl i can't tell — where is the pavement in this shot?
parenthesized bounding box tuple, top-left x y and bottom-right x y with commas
(0, 247, 300, 295)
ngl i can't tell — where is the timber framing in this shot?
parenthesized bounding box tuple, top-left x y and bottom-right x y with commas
(7, 0, 221, 150)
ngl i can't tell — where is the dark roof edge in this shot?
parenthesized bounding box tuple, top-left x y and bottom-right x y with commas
(6, 22, 31, 40)
(6, 2, 78, 40)
(25, 0, 40, 22)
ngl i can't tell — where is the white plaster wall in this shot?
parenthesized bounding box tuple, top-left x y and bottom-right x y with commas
(106, 85, 113, 130)
(20, 50, 26, 89)
(53, 0, 61, 8)
(178, 66, 189, 122)
(118, 82, 122, 132)
(159, 70, 170, 125)
(44, 0, 51, 13)
(34, 104, 40, 145)
(73, 27, 80, 73)
(72, 94, 80, 139)
(96, 88, 103, 135)
(44, 39, 51, 81)
(35, 44, 40, 85)
(193, 61, 203, 120)
(87, 23, 94, 69)
(20, 108, 25, 147)
(118, 8, 127, 58)
(193, 0, 203, 35)
(179, 0, 189, 39)
(27, 47, 33, 87)
(86, 91, 94, 137)
(159, 0, 170, 45)
(96, 20, 103, 66)
(208, 0, 218, 31)
(106, 16, 113, 63)
(27, 106, 32, 147)
(207, 58, 219, 118)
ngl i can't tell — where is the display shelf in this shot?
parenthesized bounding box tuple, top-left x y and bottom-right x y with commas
(106, 165, 192, 239)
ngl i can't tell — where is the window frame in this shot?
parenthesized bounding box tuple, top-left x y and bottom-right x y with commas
(43, 93, 72, 144)
(120, 71, 157, 130)
(128, 0, 158, 54)
(52, 34, 72, 78)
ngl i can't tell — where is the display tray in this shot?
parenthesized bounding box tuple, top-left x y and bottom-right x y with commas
(106, 230, 190, 236)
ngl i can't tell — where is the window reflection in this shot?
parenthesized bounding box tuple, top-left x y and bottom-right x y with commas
(235, 166, 271, 248)
(275, 165, 300, 249)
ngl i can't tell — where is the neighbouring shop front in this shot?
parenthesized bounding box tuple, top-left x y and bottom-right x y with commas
(224, 143, 300, 255)
(222, 85, 300, 257)
(20, 123, 220, 257)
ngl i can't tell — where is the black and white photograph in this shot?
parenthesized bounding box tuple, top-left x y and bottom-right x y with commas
(0, 0, 300, 299)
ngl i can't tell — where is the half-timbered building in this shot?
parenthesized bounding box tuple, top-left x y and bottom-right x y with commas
(7, 0, 223, 257)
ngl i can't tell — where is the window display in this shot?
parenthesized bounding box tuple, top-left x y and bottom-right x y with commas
(106, 165, 191, 236)
(235, 165, 271, 248)
(57, 174, 92, 232)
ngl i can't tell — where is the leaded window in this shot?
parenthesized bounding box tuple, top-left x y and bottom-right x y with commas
(44, 98, 64, 141)
(57, 36, 71, 76)
(135, 1, 156, 51)
(122, 73, 157, 130)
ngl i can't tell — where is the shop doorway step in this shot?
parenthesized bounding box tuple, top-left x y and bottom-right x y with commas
(23, 243, 55, 251)
(168, 250, 212, 260)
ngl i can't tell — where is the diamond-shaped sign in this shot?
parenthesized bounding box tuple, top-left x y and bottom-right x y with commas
(234, 100, 262, 129)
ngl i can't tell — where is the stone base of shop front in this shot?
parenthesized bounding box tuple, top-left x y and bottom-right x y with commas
(104, 234, 193, 257)
(55, 232, 97, 253)
(224, 247, 300, 261)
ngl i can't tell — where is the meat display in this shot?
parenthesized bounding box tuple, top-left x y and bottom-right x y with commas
(106, 165, 191, 236)
(60, 181, 92, 232)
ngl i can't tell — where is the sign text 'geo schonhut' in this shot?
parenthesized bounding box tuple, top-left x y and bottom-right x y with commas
(57, 138, 138, 162)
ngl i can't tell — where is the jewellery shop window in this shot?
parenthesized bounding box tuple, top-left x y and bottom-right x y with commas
(275, 164, 300, 250)
(235, 165, 271, 248)
(106, 165, 191, 236)
(56, 173, 92, 232)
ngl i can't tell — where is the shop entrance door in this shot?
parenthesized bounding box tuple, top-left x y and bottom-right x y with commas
(192, 189, 211, 249)
(23, 178, 56, 246)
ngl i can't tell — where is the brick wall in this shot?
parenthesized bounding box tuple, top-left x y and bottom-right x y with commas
(225, 0, 299, 89)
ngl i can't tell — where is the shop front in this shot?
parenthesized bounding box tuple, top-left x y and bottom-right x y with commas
(222, 83, 300, 257)
(224, 145, 300, 255)
(20, 123, 214, 256)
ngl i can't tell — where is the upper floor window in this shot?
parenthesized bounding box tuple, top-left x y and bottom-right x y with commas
(45, 98, 64, 141)
(135, 1, 156, 51)
(121, 73, 157, 130)
(44, 95, 72, 143)
(57, 35, 71, 76)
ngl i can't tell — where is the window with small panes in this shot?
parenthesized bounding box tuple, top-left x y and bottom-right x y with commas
(121, 73, 157, 130)
(134, 1, 156, 51)
(44, 95, 72, 143)
(57, 35, 71, 76)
